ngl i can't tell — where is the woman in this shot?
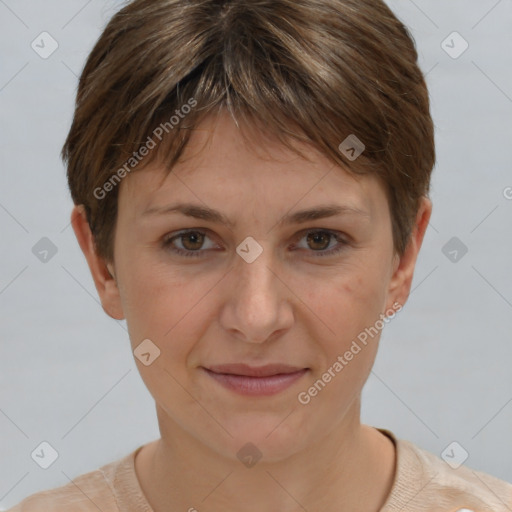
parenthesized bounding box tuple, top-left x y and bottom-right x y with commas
(8, 0, 512, 510)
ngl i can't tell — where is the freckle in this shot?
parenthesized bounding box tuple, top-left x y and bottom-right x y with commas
(342, 282, 353, 294)
(343, 277, 362, 295)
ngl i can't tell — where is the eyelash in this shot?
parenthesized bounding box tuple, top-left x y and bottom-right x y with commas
(162, 229, 349, 258)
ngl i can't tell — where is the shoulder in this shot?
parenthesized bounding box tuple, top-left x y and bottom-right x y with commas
(387, 434, 512, 512)
(5, 458, 122, 512)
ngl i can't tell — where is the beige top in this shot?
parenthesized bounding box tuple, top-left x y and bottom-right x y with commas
(7, 429, 512, 512)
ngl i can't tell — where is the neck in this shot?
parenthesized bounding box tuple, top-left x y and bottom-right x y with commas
(135, 400, 396, 512)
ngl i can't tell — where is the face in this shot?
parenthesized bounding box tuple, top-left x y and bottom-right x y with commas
(74, 110, 430, 463)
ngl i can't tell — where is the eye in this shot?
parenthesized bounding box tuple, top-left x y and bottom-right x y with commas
(292, 229, 348, 257)
(162, 228, 348, 259)
(162, 229, 219, 258)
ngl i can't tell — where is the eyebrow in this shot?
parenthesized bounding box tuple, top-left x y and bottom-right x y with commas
(140, 202, 371, 228)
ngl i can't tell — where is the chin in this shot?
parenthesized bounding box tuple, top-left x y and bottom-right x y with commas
(207, 414, 310, 464)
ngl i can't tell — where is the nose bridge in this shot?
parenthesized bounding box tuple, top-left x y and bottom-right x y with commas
(221, 237, 291, 343)
(235, 236, 278, 305)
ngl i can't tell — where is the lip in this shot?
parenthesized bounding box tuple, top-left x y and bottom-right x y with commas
(205, 363, 306, 377)
(201, 364, 309, 396)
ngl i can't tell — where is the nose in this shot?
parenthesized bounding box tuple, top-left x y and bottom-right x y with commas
(218, 241, 294, 344)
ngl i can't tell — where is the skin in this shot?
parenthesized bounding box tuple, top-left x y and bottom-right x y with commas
(72, 109, 432, 512)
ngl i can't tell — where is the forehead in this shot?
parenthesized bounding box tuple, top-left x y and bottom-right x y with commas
(118, 111, 386, 222)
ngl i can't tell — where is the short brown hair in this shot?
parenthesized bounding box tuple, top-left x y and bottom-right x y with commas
(63, 0, 435, 264)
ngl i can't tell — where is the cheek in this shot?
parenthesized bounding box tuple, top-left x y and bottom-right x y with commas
(312, 269, 385, 337)
(121, 268, 203, 397)
(303, 268, 387, 392)
(120, 259, 220, 361)
(302, 272, 385, 405)
(117, 254, 188, 342)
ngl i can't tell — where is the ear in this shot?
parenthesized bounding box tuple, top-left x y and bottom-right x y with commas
(385, 197, 432, 312)
(70, 205, 125, 320)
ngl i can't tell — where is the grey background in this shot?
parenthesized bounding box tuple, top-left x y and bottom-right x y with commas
(1, 0, 511, 508)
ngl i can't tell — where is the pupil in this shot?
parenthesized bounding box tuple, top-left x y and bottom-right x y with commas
(184, 232, 203, 249)
(308, 232, 329, 250)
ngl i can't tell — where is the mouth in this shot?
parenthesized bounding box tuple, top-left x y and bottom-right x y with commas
(201, 363, 309, 396)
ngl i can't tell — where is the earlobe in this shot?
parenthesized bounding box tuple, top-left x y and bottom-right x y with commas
(70, 205, 125, 320)
(385, 197, 432, 312)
